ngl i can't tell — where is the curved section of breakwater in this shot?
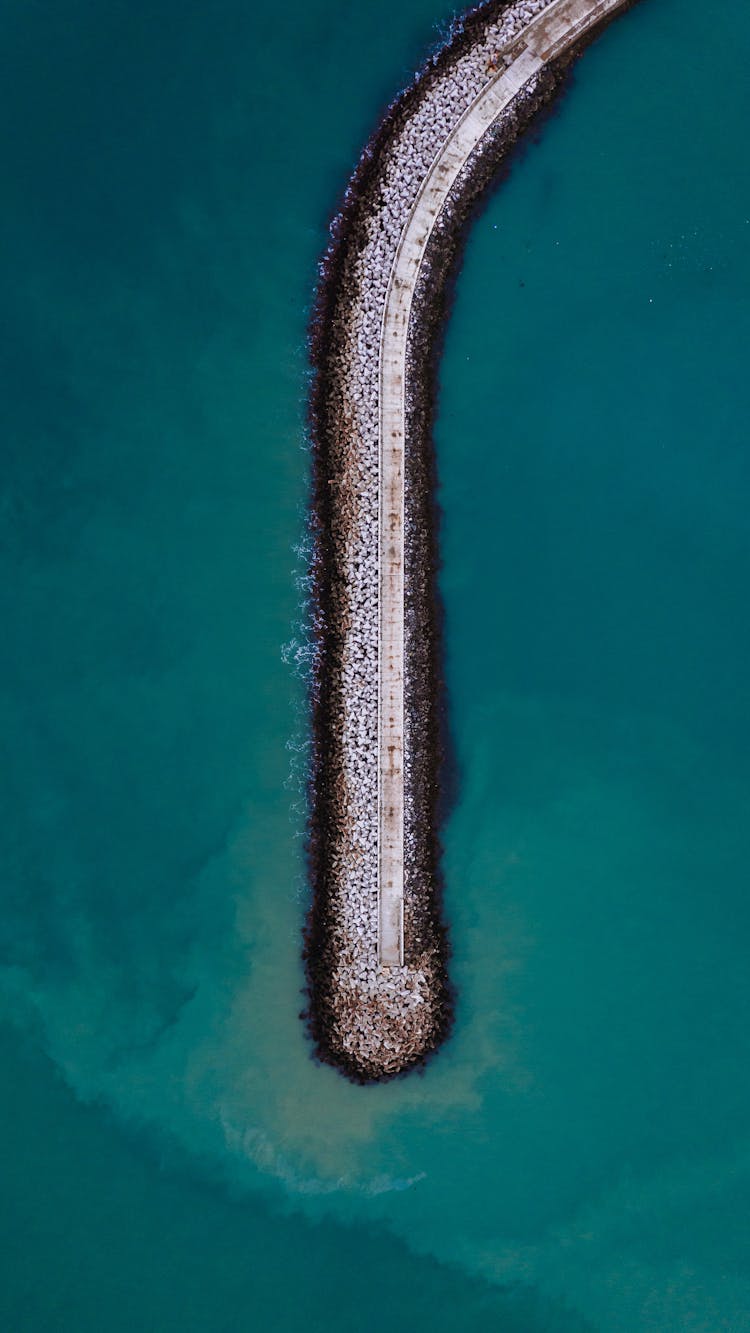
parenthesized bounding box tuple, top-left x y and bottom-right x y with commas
(304, 0, 637, 1083)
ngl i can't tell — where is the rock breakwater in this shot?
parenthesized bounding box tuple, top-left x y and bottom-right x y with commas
(303, 0, 636, 1082)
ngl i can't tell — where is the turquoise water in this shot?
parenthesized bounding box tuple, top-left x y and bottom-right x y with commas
(2, 0, 749, 1328)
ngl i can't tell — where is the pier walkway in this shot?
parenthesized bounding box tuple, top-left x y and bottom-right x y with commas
(377, 0, 629, 965)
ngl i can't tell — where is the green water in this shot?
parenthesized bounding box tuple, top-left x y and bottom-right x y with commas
(2, 0, 749, 1328)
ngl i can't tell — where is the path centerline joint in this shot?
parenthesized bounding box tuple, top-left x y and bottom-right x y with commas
(375, 0, 631, 968)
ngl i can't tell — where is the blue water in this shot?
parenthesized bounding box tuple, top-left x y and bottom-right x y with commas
(2, 0, 749, 1328)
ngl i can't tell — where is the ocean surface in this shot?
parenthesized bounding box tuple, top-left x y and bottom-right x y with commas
(2, 0, 749, 1328)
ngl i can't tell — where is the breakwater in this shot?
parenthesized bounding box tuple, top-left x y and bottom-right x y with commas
(304, 0, 635, 1082)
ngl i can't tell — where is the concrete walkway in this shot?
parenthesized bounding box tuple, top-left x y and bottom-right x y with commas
(377, 0, 630, 966)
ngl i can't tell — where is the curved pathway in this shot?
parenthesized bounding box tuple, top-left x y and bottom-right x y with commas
(377, 0, 630, 965)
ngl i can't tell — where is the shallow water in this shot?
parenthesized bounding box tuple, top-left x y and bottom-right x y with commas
(2, 0, 750, 1328)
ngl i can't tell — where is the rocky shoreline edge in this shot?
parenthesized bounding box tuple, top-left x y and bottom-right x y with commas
(302, 0, 638, 1083)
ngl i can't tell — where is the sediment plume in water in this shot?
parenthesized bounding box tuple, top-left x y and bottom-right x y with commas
(301, 0, 638, 1083)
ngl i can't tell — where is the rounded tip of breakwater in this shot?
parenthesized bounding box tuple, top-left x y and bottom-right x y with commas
(301, 871, 455, 1081)
(300, 972, 455, 1085)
